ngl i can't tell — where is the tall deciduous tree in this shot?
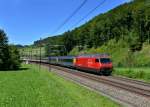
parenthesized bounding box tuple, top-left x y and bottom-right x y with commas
(0, 29, 21, 70)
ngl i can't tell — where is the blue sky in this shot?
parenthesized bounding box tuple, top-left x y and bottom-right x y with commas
(0, 0, 131, 45)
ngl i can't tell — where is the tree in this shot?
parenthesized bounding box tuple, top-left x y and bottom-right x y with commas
(0, 29, 8, 69)
(8, 45, 21, 69)
(0, 29, 21, 70)
(62, 31, 76, 53)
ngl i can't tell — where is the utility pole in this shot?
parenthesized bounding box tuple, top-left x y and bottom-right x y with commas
(31, 47, 33, 60)
(49, 44, 51, 72)
(63, 45, 67, 56)
(148, 31, 150, 44)
(39, 38, 42, 71)
(30, 47, 33, 66)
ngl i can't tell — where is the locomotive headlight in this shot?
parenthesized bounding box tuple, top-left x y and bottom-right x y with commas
(73, 58, 76, 64)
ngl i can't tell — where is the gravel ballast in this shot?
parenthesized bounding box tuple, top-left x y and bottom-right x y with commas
(50, 68, 150, 107)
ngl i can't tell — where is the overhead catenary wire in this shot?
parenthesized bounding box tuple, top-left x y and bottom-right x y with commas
(72, 0, 106, 28)
(53, 0, 88, 34)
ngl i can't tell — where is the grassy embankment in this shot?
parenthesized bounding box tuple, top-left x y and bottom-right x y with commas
(113, 68, 150, 82)
(0, 64, 120, 107)
(69, 39, 150, 82)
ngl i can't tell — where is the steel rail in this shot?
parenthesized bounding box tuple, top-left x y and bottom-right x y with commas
(49, 65, 150, 98)
(29, 61, 150, 98)
(109, 76, 150, 87)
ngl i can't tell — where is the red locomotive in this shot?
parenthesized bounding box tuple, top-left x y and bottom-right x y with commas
(74, 54, 113, 75)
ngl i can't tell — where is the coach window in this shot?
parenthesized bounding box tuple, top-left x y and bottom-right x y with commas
(95, 59, 99, 63)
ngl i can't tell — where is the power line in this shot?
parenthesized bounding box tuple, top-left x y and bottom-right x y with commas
(72, 0, 106, 28)
(53, 0, 88, 34)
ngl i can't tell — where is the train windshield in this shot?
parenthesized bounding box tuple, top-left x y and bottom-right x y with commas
(100, 58, 111, 63)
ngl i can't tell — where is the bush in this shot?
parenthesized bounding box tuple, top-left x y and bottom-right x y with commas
(8, 45, 21, 70)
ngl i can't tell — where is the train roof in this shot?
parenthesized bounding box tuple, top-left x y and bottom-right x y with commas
(49, 56, 75, 59)
(48, 54, 110, 59)
(77, 54, 110, 58)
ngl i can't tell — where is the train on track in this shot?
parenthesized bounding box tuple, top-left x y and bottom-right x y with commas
(30, 54, 113, 75)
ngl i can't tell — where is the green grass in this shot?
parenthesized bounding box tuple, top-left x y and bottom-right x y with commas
(113, 67, 150, 82)
(0, 64, 120, 107)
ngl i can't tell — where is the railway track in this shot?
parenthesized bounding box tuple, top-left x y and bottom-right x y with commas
(34, 61, 150, 98)
(30, 61, 150, 107)
(109, 76, 150, 87)
(48, 64, 150, 98)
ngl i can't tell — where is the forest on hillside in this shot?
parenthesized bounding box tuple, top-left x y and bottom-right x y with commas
(32, 0, 150, 67)
(34, 0, 150, 52)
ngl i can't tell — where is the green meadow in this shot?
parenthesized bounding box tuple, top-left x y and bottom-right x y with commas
(0, 64, 120, 107)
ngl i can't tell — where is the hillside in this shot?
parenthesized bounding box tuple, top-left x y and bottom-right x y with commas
(32, 0, 150, 67)
(69, 39, 150, 67)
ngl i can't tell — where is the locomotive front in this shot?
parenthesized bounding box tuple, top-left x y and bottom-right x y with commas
(98, 56, 113, 75)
